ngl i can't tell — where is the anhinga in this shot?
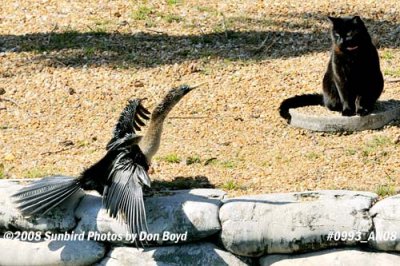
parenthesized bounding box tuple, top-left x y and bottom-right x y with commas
(12, 84, 198, 238)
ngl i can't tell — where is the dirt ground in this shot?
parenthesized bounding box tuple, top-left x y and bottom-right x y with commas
(1, 0, 400, 196)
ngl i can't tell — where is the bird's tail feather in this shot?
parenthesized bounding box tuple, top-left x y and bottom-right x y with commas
(12, 176, 81, 216)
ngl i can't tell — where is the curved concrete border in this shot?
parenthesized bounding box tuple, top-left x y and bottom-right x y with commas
(2, 180, 400, 265)
(289, 100, 400, 132)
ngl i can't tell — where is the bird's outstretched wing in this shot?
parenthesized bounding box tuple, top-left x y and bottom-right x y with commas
(102, 145, 151, 244)
(107, 99, 150, 150)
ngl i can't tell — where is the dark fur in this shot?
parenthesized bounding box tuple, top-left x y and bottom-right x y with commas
(279, 16, 383, 121)
(323, 16, 383, 116)
(279, 94, 323, 122)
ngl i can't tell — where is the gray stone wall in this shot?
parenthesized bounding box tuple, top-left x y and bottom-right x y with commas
(1, 180, 400, 265)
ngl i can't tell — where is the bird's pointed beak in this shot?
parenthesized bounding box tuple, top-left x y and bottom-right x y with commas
(178, 82, 207, 95)
(190, 82, 207, 89)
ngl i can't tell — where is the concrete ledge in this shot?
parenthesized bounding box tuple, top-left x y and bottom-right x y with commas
(219, 190, 377, 257)
(97, 242, 250, 266)
(260, 248, 400, 266)
(74, 189, 225, 245)
(289, 100, 400, 132)
(0, 238, 105, 266)
(1, 180, 400, 265)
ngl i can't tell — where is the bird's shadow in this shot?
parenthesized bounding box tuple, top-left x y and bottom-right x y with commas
(149, 175, 216, 191)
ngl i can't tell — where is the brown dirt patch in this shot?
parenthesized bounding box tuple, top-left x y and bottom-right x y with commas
(1, 0, 400, 197)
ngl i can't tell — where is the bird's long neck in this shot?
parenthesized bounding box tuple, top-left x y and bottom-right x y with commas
(139, 85, 194, 162)
(138, 114, 165, 162)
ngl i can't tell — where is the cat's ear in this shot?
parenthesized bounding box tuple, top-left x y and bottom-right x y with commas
(352, 16, 363, 24)
(328, 16, 336, 23)
(328, 16, 339, 26)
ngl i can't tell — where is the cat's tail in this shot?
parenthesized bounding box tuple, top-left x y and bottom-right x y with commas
(279, 94, 323, 122)
(12, 176, 82, 216)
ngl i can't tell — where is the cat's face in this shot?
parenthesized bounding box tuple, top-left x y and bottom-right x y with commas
(328, 16, 368, 53)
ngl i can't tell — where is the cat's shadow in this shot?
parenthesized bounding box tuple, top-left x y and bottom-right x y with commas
(383, 100, 400, 128)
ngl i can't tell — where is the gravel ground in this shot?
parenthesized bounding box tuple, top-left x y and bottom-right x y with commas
(1, 1, 400, 196)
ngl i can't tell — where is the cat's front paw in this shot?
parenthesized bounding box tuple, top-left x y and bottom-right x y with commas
(356, 107, 370, 116)
(342, 108, 355, 116)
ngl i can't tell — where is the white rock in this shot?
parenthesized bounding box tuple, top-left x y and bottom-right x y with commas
(0, 238, 105, 266)
(97, 242, 250, 266)
(75, 189, 225, 245)
(260, 248, 400, 266)
(0, 179, 83, 232)
(369, 195, 400, 251)
(220, 190, 377, 257)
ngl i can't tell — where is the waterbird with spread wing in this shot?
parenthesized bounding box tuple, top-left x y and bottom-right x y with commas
(12, 84, 201, 242)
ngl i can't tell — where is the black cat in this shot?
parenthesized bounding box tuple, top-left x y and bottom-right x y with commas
(280, 16, 384, 121)
(323, 16, 384, 116)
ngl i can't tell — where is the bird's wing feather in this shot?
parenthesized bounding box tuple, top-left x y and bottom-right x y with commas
(106, 134, 142, 152)
(102, 160, 150, 242)
(107, 99, 150, 150)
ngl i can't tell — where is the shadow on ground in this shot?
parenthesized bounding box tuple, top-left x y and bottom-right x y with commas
(0, 15, 398, 68)
(150, 175, 215, 191)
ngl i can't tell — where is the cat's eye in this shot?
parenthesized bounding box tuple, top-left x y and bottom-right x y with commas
(346, 32, 353, 37)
